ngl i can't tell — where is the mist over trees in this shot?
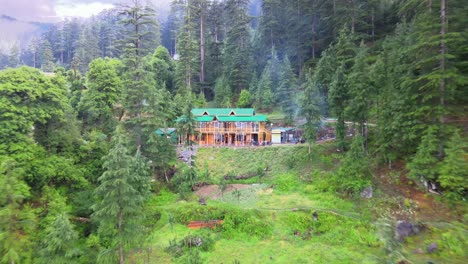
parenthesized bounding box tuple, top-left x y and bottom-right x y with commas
(0, 0, 466, 262)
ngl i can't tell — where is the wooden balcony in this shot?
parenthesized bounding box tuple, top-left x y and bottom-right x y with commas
(196, 127, 261, 133)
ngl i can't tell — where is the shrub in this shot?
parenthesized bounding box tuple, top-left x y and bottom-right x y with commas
(166, 231, 214, 259)
(274, 173, 300, 192)
(222, 209, 272, 239)
(170, 203, 227, 224)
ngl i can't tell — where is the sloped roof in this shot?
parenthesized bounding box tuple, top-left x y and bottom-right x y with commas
(191, 108, 255, 116)
(217, 115, 267, 122)
(155, 128, 177, 135)
(195, 116, 215, 122)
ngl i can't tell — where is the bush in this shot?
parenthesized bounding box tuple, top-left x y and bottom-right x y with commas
(166, 231, 215, 259)
(170, 203, 227, 224)
(274, 173, 300, 192)
(222, 209, 272, 239)
(329, 136, 371, 195)
(170, 163, 198, 198)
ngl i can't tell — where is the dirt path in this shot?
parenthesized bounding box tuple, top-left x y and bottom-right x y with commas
(194, 184, 251, 199)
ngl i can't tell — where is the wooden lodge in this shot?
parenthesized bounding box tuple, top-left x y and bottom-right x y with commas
(185, 108, 271, 146)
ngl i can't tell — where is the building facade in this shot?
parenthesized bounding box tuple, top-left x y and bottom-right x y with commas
(187, 108, 271, 146)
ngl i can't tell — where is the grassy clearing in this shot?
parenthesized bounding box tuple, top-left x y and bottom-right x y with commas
(143, 144, 467, 263)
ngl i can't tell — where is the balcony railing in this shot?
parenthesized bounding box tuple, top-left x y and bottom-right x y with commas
(196, 127, 261, 133)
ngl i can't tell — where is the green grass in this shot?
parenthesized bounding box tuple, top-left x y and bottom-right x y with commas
(140, 145, 467, 263)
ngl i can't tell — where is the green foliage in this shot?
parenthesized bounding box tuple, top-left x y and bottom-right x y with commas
(145, 132, 177, 182)
(92, 127, 151, 262)
(438, 130, 467, 199)
(274, 173, 300, 192)
(300, 71, 323, 154)
(148, 46, 175, 93)
(237, 89, 252, 108)
(38, 213, 80, 264)
(214, 75, 232, 107)
(222, 209, 272, 239)
(332, 136, 371, 195)
(78, 57, 122, 134)
(0, 160, 35, 264)
(170, 163, 199, 198)
(0, 67, 67, 155)
(166, 232, 215, 258)
(407, 126, 441, 182)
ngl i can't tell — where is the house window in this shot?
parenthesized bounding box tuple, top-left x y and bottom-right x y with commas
(213, 121, 220, 128)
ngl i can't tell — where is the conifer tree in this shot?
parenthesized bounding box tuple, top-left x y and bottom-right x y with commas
(407, 126, 440, 182)
(92, 127, 150, 264)
(7, 44, 20, 68)
(300, 72, 323, 154)
(214, 75, 232, 107)
(39, 213, 79, 264)
(0, 160, 35, 264)
(223, 0, 253, 93)
(119, 0, 159, 150)
(78, 58, 123, 134)
(438, 130, 467, 198)
(346, 43, 373, 149)
(41, 39, 55, 72)
(334, 135, 371, 195)
(278, 56, 298, 124)
(175, 0, 199, 93)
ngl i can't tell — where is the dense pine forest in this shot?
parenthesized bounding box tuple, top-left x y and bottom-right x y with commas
(0, 0, 467, 263)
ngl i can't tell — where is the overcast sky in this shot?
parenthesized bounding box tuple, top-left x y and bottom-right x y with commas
(0, 0, 172, 22)
(0, 0, 172, 51)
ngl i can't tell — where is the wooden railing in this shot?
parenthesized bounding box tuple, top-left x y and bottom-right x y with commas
(196, 127, 261, 133)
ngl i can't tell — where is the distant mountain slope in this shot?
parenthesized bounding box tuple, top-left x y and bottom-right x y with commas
(0, 14, 51, 51)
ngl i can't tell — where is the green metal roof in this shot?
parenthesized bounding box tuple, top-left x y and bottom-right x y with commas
(217, 115, 267, 122)
(191, 108, 255, 116)
(155, 128, 177, 135)
(194, 116, 215, 122)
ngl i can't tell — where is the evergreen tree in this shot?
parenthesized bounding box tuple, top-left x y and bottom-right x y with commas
(407, 126, 440, 182)
(278, 56, 298, 124)
(438, 130, 467, 198)
(333, 135, 371, 195)
(148, 46, 176, 93)
(300, 71, 323, 154)
(223, 0, 253, 93)
(92, 127, 150, 264)
(255, 65, 275, 109)
(327, 28, 356, 150)
(0, 160, 35, 264)
(119, 0, 159, 150)
(237, 89, 252, 108)
(174, 0, 199, 93)
(40, 39, 55, 72)
(214, 75, 232, 107)
(7, 44, 20, 68)
(345, 42, 373, 149)
(27, 37, 40, 68)
(78, 58, 123, 134)
(39, 213, 79, 264)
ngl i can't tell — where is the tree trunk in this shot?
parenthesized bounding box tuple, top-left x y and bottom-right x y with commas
(200, 13, 205, 84)
(351, 0, 356, 34)
(371, 8, 375, 43)
(32, 51, 36, 68)
(118, 209, 124, 264)
(438, 0, 447, 156)
(312, 13, 316, 60)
